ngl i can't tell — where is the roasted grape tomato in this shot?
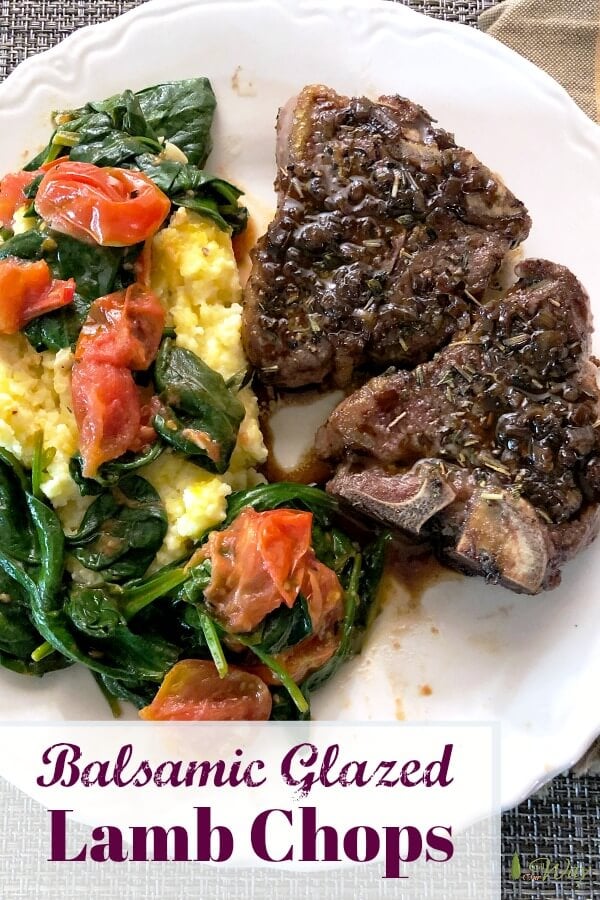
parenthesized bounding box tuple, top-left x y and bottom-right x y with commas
(0, 172, 36, 227)
(75, 284, 165, 370)
(139, 660, 272, 721)
(198, 507, 343, 634)
(71, 360, 145, 477)
(35, 161, 171, 246)
(0, 257, 75, 334)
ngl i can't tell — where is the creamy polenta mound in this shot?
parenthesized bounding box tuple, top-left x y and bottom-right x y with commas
(0, 208, 267, 571)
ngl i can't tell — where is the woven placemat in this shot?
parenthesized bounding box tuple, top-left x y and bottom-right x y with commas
(0, 0, 598, 897)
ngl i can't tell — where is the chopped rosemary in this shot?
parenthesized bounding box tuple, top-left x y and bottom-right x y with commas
(388, 411, 407, 429)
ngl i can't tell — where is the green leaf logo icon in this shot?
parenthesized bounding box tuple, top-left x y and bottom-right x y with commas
(511, 852, 522, 880)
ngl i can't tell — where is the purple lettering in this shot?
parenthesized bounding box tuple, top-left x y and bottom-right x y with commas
(195, 807, 233, 862)
(251, 809, 293, 862)
(300, 806, 340, 862)
(38, 743, 81, 788)
(48, 809, 86, 861)
(423, 744, 454, 787)
(154, 761, 185, 787)
(114, 744, 152, 788)
(89, 826, 127, 862)
(425, 826, 454, 862)
(131, 825, 189, 861)
(383, 825, 423, 879)
(399, 759, 422, 787)
(81, 760, 110, 787)
(374, 761, 400, 787)
(337, 760, 371, 788)
(280, 742, 318, 797)
(343, 826, 380, 863)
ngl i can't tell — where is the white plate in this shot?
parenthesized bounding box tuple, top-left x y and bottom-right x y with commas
(0, 0, 598, 814)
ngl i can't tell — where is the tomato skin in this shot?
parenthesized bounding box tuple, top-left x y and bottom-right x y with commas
(0, 257, 75, 334)
(197, 507, 344, 635)
(301, 554, 345, 633)
(71, 360, 142, 477)
(0, 159, 72, 228)
(139, 660, 272, 722)
(198, 508, 311, 632)
(248, 631, 341, 687)
(35, 161, 171, 246)
(0, 172, 35, 227)
(134, 239, 153, 287)
(72, 283, 164, 475)
(131, 389, 162, 454)
(75, 284, 165, 369)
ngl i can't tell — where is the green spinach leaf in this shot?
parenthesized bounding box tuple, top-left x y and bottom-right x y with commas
(132, 79, 216, 167)
(0, 449, 36, 564)
(28, 79, 216, 171)
(269, 687, 311, 721)
(135, 157, 247, 235)
(225, 482, 339, 528)
(0, 598, 44, 660)
(66, 474, 167, 581)
(0, 230, 46, 261)
(65, 585, 124, 639)
(97, 673, 156, 710)
(153, 339, 245, 474)
(69, 442, 163, 497)
(254, 596, 312, 654)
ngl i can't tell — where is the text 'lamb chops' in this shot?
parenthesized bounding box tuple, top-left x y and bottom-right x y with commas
(317, 261, 600, 593)
(243, 84, 531, 388)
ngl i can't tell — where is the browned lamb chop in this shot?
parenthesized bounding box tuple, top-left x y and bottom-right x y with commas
(243, 84, 531, 388)
(317, 260, 600, 593)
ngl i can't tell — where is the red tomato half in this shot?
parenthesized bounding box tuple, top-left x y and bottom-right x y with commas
(139, 660, 272, 722)
(196, 507, 344, 634)
(75, 284, 165, 370)
(72, 283, 164, 475)
(0, 159, 72, 228)
(35, 161, 171, 247)
(301, 554, 345, 633)
(0, 257, 75, 334)
(71, 360, 143, 477)
(0, 172, 35, 228)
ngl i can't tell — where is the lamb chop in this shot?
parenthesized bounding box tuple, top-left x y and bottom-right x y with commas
(317, 260, 600, 593)
(243, 84, 531, 388)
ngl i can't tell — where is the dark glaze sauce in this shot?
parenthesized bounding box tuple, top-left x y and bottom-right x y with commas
(257, 388, 337, 486)
(384, 536, 462, 609)
(262, 434, 332, 486)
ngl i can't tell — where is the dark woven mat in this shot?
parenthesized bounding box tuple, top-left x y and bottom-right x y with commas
(0, 0, 598, 896)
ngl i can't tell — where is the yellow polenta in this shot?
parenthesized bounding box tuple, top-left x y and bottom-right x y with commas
(0, 208, 266, 570)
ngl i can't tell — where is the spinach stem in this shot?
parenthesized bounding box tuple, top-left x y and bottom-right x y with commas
(198, 611, 228, 678)
(52, 131, 80, 148)
(31, 641, 54, 662)
(237, 636, 309, 715)
(121, 567, 189, 621)
(31, 431, 44, 500)
(339, 551, 362, 654)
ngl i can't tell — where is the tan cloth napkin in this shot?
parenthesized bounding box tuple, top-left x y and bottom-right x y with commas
(483, 0, 600, 775)
(479, 0, 600, 122)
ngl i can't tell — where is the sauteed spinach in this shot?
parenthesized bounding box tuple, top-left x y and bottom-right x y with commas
(0, 450, 388, 719)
